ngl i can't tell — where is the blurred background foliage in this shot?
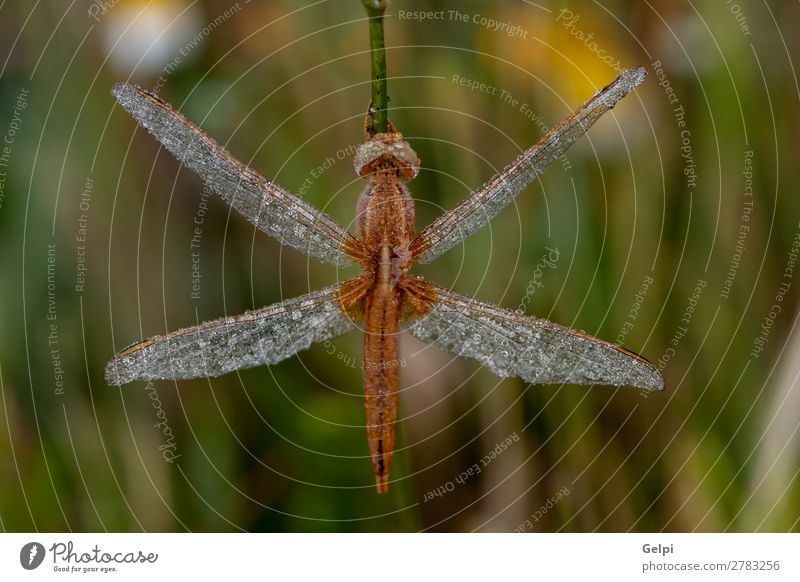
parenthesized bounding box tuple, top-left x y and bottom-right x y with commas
(0, 0, 798, 532)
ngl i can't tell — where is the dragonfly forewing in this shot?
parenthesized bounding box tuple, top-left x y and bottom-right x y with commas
(105, 282, 357, 385)
(410, 67, 647, 264)
(405, 277, 663, 391)
(112, 84, 364, 267)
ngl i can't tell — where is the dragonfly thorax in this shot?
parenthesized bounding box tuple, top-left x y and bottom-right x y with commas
(354, 132, 420, 181)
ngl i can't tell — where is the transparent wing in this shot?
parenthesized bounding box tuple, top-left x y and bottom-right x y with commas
(410, 67, 647, 264)
(112, 84, 364, 267)
(105, 283, 356, 385)
(404, 278, 663, 391)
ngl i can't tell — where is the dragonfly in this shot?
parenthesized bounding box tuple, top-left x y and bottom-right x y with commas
(106, 66, 663, 493)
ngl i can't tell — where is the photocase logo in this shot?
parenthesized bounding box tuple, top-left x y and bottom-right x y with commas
(20, 542, 46, 570)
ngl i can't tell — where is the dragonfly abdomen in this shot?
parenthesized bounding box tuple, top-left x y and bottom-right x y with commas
(362, 244, 402, 492)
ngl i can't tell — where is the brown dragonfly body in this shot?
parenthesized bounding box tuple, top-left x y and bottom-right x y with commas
(346, 130, 422, 491)
(106, 67, 664, 494)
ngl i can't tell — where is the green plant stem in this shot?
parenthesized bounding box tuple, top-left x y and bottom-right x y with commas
(361, 0, 388, 135)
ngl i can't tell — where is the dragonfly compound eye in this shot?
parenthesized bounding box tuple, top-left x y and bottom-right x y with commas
(354, 133, 420, 180)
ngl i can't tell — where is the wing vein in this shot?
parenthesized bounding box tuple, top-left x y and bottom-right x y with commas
(112, 84, 365, 266)
(406, 278, 663, 390)
(105, 282, 357, 385)
(411, 67, 647, 263)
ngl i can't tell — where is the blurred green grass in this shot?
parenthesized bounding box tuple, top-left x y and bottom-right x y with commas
(0, 0, 798, 532)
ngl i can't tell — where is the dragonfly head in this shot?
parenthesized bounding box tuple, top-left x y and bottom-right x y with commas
(354, 132, 420, 181)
